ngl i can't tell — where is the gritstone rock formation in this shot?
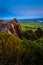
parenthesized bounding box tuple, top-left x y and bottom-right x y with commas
(0, 18, 22, 39)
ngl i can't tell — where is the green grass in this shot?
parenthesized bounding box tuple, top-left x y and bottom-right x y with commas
(20, 22, 43, 31)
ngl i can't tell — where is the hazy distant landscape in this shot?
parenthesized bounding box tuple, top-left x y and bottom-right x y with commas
(19, 18, 43, 32)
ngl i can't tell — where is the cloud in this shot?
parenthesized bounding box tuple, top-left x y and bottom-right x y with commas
(0, 2, 43, 19)
(9, 7, 43, 18)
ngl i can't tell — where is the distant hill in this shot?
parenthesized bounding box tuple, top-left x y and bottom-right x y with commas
(19, 18, 43, 23)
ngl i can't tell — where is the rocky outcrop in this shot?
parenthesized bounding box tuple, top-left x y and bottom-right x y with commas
(0, 18, 22, 38)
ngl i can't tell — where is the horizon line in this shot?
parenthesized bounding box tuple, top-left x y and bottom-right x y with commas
(0, 17, 43, 20)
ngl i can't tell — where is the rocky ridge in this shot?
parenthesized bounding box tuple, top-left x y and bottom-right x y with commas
(0, 18, 22, 38)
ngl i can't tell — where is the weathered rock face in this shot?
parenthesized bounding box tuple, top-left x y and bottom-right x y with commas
(0, 19, 22, 38)
(0, 20, 5, 27)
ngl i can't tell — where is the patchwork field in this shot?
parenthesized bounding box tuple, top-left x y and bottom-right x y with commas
(20, 22, 43, 31)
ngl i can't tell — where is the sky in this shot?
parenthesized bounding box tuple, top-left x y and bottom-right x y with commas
(0, 0, 43, 19)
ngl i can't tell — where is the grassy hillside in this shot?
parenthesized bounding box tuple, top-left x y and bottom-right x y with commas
(0, 30, 43, 65)
(0, 21, 43, 65)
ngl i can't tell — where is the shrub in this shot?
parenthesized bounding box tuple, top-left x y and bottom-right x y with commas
(35, 27, 43, 38)
(22, 30, 38, 40)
